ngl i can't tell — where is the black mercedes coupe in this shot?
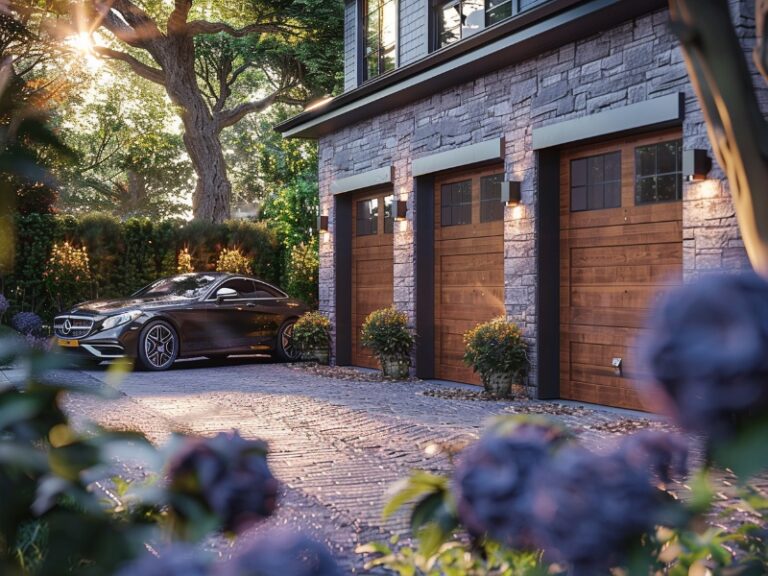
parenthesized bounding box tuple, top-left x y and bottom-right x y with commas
(53, 273, 310, 370)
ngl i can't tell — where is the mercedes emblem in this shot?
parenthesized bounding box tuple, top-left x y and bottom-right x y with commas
(62, 319, 72, 335)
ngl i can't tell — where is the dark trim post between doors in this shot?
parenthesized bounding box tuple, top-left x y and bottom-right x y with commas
(335, 195, 353, 365)
(415, 174, 435, 379)
(536, 148, 560, 399)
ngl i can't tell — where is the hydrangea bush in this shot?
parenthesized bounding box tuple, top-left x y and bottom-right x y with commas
(0, 340, 341, 576)
(11, 311, 43, 335)
(215, 248, 252, 275)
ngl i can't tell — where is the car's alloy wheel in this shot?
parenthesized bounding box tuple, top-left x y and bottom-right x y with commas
(277, 319, 300, 361)
(138, 321, 178, 371)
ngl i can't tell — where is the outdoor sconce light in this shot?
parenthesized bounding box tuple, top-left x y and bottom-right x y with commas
(683, 149, 712, 182)
(318, 215, 329, 232)
(395, 200, 408, 221)
(501, 181, 522, 206)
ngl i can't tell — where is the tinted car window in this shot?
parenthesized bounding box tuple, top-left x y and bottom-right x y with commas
(136, 275, 217, 299)
(218, 279, 256, 297)
(253, 282, 283, 298)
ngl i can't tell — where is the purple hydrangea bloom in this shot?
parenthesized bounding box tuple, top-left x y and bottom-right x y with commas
(531, 447, 669, 575)
(115, 546, 210, 576)
(11, 312, 43, 336)
(640, 273, 768, 446)
(215, 531, 342, 576)
(617, 430, 688, 484)
(167, 431, 279, 533)
(0, 294, 8, 317)
(452, 417, 570, 548)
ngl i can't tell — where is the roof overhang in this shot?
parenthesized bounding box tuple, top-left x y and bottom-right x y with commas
(276, 0, 667, 139)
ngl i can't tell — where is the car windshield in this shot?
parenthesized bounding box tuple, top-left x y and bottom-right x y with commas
(135, 275, 218, 299)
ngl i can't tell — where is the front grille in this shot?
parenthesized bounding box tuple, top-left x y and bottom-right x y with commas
(54, 316, 94, 339)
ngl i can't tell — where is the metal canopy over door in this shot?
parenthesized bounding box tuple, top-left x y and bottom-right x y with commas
(434, 165, 505, 384)
(351, 188, 394, 368)
(559, 129, 683, 410)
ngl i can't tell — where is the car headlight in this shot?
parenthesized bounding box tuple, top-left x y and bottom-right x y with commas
(102, 310, 143, 330)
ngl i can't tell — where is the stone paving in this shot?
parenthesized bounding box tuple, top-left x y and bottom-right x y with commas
(0, 358, 718, 572)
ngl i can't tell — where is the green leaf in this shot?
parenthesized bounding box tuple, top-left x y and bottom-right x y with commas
(382, 471, 448, 519)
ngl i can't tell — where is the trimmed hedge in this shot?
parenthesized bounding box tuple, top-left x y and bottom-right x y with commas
(4, 213, 285, 321)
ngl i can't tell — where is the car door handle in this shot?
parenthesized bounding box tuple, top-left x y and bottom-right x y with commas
(246, 303, 256, 308)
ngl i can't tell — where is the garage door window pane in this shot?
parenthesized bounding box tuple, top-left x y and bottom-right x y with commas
(384, 195, 394, 233)
(441, 180, 472, 226)
(356, 198, 379, 236)
(480, 173, 504, 222)
(570, 151, 621, 212)
(634, 139, 683, 205)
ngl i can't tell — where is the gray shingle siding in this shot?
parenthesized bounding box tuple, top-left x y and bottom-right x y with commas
(399, 0, 428, 66)
(344, 0, 357, 92)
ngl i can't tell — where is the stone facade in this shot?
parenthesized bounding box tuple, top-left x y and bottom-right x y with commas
(323, 3, 754, 395)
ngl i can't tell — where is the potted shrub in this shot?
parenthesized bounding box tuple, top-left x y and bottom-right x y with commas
(293, 311, 331, 365)
(361, 306, 414, 379)
(463, 317, 528, 398)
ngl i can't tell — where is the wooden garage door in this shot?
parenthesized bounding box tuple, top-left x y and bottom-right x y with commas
(560, 129, 683, 410)
(435, 165, 505, 384)
(352, 188, 394, 369)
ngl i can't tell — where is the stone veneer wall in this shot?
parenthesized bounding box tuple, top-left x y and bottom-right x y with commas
(321, 3, 755, 392)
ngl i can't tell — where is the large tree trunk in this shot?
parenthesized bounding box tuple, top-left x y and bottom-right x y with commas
(161, 36, 232, 223)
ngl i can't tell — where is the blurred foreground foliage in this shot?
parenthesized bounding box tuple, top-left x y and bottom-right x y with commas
(360, 274, 768, 576)
(0, 337, 341, 576)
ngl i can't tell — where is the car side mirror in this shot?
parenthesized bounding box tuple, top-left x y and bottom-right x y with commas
(216, 287, 238, 302)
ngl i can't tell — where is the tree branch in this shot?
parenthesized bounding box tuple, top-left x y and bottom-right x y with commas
(669, 0, 768, 275)
(94, 0, 163, 45)
(216, 93, 279, 131)
(168, 0, 192, 35)
(186, 20, 287, 37)
(93, 46, 166, 84)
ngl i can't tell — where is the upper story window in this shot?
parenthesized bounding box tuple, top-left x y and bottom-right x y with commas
(432, 0, 550, 50)
(364, 0, 397, 81)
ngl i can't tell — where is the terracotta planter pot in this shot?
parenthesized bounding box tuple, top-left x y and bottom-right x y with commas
(482, 372, 515, 398)
(380, 355, 410, 379)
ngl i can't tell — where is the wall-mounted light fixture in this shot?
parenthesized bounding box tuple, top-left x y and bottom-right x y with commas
(395, 199, 408, 221)
(317, 215, 329, 232)
(682, 149, 712, 182)
(500, 181, 522, 207)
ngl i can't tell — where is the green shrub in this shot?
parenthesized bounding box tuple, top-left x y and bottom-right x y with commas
(293, 311, 331, 352)
(4, 216, 284, 322)
(361, 306, 414, 361)
(463, 317, 528, 382)
(216, 248, 252, 275)
(176, 247, 194, 273)
(285, 239, 318, 307)
(42, 242, 93, 313)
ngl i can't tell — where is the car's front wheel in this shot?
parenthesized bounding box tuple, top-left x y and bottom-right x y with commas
(137, 320, 178, 371)
(275, 319, 301, 362)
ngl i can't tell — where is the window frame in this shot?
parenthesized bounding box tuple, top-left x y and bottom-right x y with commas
(569, 151, 622, 213)
(634, 139, 684, 206)
(430, 0, 551, 51)
(359, 0, 399, 83)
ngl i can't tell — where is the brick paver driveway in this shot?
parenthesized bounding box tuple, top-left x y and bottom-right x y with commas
(1, 358, 666, 572)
